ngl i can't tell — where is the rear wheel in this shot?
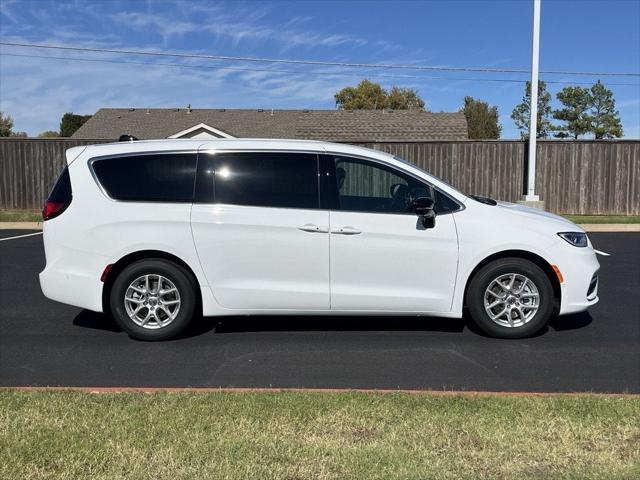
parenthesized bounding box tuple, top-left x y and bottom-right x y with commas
(110, 259, 196, 341)
(466, 258, 554, 338)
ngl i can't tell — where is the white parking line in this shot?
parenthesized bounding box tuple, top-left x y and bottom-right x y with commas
(0, 231, 43, 242)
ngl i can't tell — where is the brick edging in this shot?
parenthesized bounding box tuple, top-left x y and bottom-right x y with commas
(0, 386, 637, 398)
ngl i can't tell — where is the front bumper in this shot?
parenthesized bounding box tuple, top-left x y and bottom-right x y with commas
(555, 245, 600, 315)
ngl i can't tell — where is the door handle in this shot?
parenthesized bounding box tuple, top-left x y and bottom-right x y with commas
(297, 224, 329, 233)
(331, 226, 362, 235)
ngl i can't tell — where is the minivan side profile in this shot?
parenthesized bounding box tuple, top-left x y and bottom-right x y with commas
(40, 139, 600, 340)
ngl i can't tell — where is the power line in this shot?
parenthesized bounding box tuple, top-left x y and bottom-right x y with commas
(2, 52, 639, 87)
(1, 41, 639, 77)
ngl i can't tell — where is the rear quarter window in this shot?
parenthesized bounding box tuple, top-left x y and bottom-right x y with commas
(48, 166, 72, 204)
(91, 153, 197, 202)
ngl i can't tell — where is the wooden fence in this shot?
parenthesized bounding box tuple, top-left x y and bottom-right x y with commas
(354, 140, 639, 215)
(0, 139, 109, 211)
(0, 138, 638, 214)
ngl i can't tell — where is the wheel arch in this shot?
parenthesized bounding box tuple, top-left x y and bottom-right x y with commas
(101, 250, 203, 316)
(462, 249, 561, 311)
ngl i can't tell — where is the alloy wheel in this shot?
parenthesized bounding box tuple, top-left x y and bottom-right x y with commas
(484, 273, 540, 328)
(124, 274, 181, 329)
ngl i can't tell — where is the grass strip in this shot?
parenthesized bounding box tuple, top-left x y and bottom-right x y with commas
(1, 390, 638, 480)
(564, 215, 640, 224)
(0, 210, 41, 222)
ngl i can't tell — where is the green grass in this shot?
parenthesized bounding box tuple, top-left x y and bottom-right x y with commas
(0, 209, 41, 222)
(1, 391, 638, 480)
(564, 215, 640, 224)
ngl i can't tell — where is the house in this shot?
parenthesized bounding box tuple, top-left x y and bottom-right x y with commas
(72, 108, 468, 142)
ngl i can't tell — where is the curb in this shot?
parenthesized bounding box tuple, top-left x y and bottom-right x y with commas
(580, 224, 640, 232)
(1, 386, 637, 398)
(0, 222, 42, 230)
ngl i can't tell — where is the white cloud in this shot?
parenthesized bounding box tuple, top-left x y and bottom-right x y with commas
(0, 1, 413, 135)
(108, 4, 368, 50)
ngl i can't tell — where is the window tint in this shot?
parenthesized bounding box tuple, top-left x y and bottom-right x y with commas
(434, 190, 460, 213)
(323, 156, 460, 214)
(326, 156, 428, 214)
(197, 152, 319, 209)
(48, 166, 72, 204)
(92, 153, 197, 202)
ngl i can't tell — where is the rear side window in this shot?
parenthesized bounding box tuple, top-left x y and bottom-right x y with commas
(196, 152, 319, 209)
(43, 166, 73, 220)
(48, 166, 72, 204)
(92, 153, 197, 202)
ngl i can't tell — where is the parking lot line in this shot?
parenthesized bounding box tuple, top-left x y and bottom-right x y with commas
(0, 231, 43, 242)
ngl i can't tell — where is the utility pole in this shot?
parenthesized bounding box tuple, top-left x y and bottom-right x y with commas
(523, 0, 543, 207)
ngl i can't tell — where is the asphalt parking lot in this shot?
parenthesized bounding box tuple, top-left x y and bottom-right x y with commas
(0, 230, 638, 393)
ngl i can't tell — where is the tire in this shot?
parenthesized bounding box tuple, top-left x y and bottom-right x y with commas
(466, 258, 554, 339)
(110, 259, 196, 341)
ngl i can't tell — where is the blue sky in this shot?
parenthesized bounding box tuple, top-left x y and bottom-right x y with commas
(0, 0, 638, 138)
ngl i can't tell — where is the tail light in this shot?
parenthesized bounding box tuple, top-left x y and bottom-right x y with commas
(43, 200, 69, 221)
(43, 167, 72, 221)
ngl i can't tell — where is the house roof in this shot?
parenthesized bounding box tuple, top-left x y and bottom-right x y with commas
(72, 108, 468, 141)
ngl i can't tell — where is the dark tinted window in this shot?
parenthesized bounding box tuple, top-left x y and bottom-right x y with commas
(48, 166, 72, 203)
(197, 152, 319, 209)
(434, 190, 461, 213)
(92, 153, 197, 202)
(326, 156, 429, 214)
(322, 155, 460, 214)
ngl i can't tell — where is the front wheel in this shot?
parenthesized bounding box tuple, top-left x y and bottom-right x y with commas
(110, 259, 196, 341)
(466, 258, 554, 338)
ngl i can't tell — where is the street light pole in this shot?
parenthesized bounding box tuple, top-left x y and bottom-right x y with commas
(525, 0, 541, 202)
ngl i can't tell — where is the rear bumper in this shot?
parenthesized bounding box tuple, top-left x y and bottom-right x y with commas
(39, 266, 104, 312)
(39, 237, 107, 313)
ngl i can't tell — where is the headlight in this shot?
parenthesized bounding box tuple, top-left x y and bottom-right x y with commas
(558, 232, 588, 247)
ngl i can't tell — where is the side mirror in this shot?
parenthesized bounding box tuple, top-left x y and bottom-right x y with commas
(410, 197, 436, 229)
(411, 197, 434, 215)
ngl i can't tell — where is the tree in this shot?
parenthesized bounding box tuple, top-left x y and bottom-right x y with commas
(0, 111, 14, 137)
(588, 80, 623, 139)
(59, 112, 92, 137)
(553, 86, 591, 139)
(38, 130, 60, 138)
(335, 80, 387, 110)
(10, 131, 28, 137)
(386, 86, 425, 110)
(511, 81, 554, 139)
(334, 80, 426, 110)
(461, 96, 501, 139)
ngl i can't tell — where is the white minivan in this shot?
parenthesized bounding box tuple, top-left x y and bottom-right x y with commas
(40, 139, 599, 340)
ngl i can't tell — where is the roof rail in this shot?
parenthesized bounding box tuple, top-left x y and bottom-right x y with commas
(118, 134, 138, 142)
